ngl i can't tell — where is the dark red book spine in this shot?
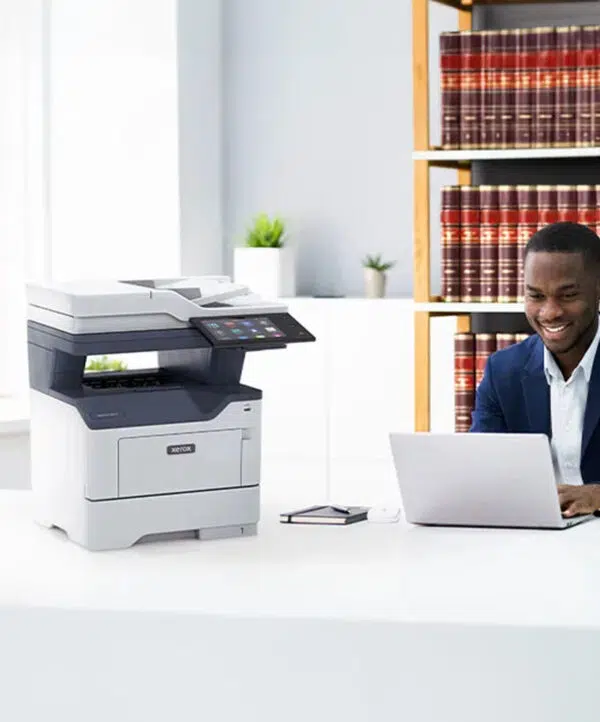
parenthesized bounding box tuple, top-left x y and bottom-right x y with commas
(515, 29, 536, 147)
(441, 185, 462, 302)
(517, 185, 538, 302)
(480, 31, 495, 149)
(499, 29, 517, 148)
(480, 185, 500, 303)
(475, 334, 497, 387)
(557, 184, 578, 222)
(498, 185, 519, 303)
(556, 26, 580, 148)
(537, 185, 559, 229)
(594, 26, 600, 146)
(576, 26, 595, 146)
(460, 186, 481, 302)
(577, 185, 596, 231)
(496, 333, 517, 350)
(460, 31, 483, 149)
(596, 185, 600, 238)
(455, 333, 475, 433)
(440, 32, 462, 150)
(533, 27, 557, 147)
(488, 30, 503, 148)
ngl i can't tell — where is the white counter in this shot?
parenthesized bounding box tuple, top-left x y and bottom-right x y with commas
(2, 490, 600, 722)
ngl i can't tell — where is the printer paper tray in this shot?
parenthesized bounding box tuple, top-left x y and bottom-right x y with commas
(118, 429, 242, 498)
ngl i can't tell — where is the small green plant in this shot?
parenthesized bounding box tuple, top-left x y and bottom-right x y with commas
(244, 213, 286, 248)
(85, 355, 128, 372)
(362, 253, 396, 272)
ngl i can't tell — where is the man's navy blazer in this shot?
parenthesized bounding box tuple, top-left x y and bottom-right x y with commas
(471, 333, 600, 484)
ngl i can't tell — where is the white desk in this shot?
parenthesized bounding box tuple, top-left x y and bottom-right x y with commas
(2, 490, 600, 722)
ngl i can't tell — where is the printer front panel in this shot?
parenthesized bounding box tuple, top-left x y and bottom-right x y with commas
(118, 428, 243, 498)
(84, 400, 261, 500)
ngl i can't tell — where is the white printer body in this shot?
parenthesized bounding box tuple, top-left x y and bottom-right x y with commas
(26, 277, 315, 550)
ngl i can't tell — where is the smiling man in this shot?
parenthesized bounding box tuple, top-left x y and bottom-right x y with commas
(471, 221, 600, 518)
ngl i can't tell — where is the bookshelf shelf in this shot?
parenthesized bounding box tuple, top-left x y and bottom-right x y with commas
(413, 148, 600, 164)
(415, 302, 524, 314)
(431, 0, 596, 7)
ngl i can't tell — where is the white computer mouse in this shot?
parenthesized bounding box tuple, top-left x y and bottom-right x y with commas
(367, 506, 401, 523)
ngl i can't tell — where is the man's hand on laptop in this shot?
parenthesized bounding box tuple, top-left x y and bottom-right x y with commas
(558, 484, 600, 517)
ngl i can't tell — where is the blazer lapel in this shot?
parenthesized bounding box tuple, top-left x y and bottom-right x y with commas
(582, 347, 600, 459)
(521, 336, 551, 438)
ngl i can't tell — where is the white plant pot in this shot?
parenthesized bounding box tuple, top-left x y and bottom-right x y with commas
(233, 247, 296, 299)
(364, 268, 386, 298)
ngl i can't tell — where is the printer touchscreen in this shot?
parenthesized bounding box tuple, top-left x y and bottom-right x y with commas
(198, 316, 285, 342)
(192, 313, 315, 347)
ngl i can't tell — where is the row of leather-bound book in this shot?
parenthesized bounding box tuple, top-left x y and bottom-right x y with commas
(440, 24, 600, 149)
(454, 332, 532, 432)
(441, 184, 599, 304)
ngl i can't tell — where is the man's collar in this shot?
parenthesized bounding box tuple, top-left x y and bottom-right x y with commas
(544, 317, 600, 383)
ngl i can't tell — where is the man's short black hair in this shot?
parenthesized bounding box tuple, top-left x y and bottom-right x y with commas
(524, 221, 600, 270)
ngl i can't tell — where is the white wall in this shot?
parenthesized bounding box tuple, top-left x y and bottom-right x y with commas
(49, 0, 181, 281)
(222, 0, 456, 298)
(0, 1, 43, 395)
(177, 0, 224, 276)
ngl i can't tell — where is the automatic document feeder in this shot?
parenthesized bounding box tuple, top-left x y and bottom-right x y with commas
(26, 277, 315, 550)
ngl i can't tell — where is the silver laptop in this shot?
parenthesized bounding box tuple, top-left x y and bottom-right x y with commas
(388, 432, 595, 530)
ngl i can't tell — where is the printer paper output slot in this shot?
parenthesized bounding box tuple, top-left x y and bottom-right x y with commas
(83, 370, 181, 391)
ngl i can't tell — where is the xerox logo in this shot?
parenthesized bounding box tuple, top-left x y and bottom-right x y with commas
(166, 443, 196, 455)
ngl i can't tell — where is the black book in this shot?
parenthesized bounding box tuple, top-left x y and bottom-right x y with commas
(279, 505, 369, 526)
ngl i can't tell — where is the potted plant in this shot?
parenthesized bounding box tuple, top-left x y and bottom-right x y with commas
(362, 254, 396, 298)
(233, 213, 296, 299)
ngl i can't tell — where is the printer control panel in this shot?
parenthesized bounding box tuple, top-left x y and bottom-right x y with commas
(190, 313, 315, 347)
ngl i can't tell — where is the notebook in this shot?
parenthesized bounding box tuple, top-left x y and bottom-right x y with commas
(280, 505, 369, 525)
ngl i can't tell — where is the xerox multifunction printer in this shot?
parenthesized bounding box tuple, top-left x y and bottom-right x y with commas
(26, 276, 315, 551)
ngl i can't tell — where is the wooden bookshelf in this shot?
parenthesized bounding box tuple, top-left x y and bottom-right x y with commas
(411, 0, 600, 431)
(413, 0, 474, 431)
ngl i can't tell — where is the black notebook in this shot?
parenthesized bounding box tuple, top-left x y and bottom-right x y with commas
(280, 505, 369, 525)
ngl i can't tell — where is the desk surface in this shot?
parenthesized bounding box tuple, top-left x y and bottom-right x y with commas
(2, 490, 600, 628)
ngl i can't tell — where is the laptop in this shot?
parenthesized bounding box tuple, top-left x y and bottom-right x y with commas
(388, 432, 595, 530)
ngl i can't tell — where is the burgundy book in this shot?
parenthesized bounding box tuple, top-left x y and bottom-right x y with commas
(533, 27, 557, 147)
(557, 184, 578, 222)
(441, 185, 462, 302)
(480, 185, 500, 303)
(460, 186, 481, 302)
(537, 185, 559, 229)
(460, 31, 483, 149)
(498, 185, 519, 303)
(515, 28, 536, 147)
(454, 333, 475, 433)
(480, 31, 495, 149)
(596, 184, 600, 237)
(576, 26, 595, 146)
(475, 333, 497, 387)
(496, 333, 516, 350)
(594, 26, 600, 146)
(499, 29, 518, 148)
(440, 32, 462, 150)
(488, 30, 504, 148)
(555, 26, 580, 148)
(517, 185, 538, 302)
(577, 185, 596, 230)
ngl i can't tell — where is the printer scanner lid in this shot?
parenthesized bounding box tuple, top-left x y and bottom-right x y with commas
(27, 276, 289, 334)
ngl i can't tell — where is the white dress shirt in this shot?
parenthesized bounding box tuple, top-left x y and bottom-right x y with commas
(544, 321, 600, 486)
